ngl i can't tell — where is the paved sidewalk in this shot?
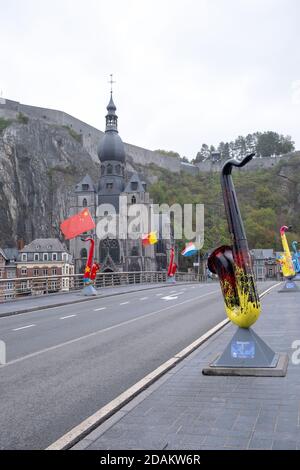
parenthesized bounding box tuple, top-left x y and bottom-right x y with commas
(73, 286, 300, 450)
(0, 281, 198, 317)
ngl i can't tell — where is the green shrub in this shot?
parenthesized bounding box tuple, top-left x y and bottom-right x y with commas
(0, 117, 12, 132)
(63, 125, 82, 143)
(17, 112, 29, 124)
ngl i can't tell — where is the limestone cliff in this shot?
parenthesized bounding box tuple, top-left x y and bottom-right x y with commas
(0, 118, 100, 246)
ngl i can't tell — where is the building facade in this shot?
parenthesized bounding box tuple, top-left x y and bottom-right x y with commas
(0, 248, 18, 299)
(251, 249, 281, 281)
(69, 92, 170, 274)
(17, 238, 74, 293)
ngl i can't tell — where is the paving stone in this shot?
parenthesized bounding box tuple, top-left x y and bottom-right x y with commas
(272, 440, 297, 450)
(83, 289, 300, 451)
(224, 437, 250, 449)
(248, 438, 273, 449)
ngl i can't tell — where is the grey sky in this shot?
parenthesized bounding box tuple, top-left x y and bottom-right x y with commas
(1, 0, 299, 159)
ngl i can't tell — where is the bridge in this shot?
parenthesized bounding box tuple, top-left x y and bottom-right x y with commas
(0, 277, 278, 449)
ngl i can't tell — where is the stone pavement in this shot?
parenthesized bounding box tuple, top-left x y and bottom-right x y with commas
(73, 286, 300, 450)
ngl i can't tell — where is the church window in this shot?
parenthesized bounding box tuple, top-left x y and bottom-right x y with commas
(131, 182, 138, 191)
(131, 195, 136, 204)
(101, 165, 105, 175)
(115, 164, 121, 175)
(80, 248, 87, 258)
(131, 246, 139, 256)
(142, 183, 147, 191)
(82, 184, 89, 191)
(83, 198, 88, 207)
(107, 164, 113, 175)
(106, 183, 113, 190)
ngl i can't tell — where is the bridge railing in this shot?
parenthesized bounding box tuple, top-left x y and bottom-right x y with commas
(0, 271, 206, 302)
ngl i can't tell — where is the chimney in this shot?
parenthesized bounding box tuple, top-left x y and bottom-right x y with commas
(17, 239, 25, 250)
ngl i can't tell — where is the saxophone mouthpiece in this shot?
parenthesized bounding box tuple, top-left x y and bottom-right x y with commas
(222, 153, 255, 175)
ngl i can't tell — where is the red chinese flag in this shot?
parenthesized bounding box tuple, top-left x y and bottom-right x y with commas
(60, 209, 95, 240)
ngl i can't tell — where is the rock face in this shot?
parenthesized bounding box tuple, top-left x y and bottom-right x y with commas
(0, 119, 100, 246)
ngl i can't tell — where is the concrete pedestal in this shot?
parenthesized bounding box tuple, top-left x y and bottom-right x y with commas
(81, 285, 97, 296)
(278, 279, 299, 292)
(202, 327, 289, 377)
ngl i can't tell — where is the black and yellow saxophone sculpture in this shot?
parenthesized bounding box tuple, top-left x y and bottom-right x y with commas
(208, 154, 261, 328)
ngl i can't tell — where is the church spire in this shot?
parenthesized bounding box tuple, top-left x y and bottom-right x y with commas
(105, 74, 118, 132)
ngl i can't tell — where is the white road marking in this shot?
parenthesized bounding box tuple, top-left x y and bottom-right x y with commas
(156, 293, 163, 296)
(140, 297, 148, 300)
(13, 324, 35, 331)
(162, 295, 178, 301)
(3, 290, 219, 369)
(120, 301, 129, 305)
(59, 315, 77, 320)
(94, 307, 106, 312)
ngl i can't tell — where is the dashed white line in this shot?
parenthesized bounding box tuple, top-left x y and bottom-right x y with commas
(13, 324, 35, 331)
(94, 307, 107, 312)
(59, 315, 77, 320)
(156, 293, 163, 296)
(120, 301, 130, 305)
(140, 297, 148, 300)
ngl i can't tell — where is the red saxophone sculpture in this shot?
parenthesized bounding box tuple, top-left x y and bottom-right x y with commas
(167, 246, 177, 281)
(83, 237, 100, 285)
(167, 246, 175, 277)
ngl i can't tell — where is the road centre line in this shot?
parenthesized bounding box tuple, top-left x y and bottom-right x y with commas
(120, 301, 130, 305)
(60, 315, 77, 320)
(12, 324, 35, 331)
(0, 283, 203, 321)
(94, 307, 107, 312)
(2, 290, 219, 369)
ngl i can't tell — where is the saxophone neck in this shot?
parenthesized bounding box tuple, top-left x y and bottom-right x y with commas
(221, 154, 255, 248)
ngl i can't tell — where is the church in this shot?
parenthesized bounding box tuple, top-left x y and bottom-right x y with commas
(69, 89, 171, 274)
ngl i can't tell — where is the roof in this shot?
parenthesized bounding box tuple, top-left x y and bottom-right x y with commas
(0, 248, 8, 260)
(2, 248, 18, 261)
(20, 238, 68, 253)
(251, 249, 275, 259)
(123, 173, 145, 193)
(75, 174, 95, 192)
(106, 94, 117, 114)
(98, 131, 126, 163)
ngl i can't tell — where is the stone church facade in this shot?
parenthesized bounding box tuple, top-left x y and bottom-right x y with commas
(69, 92, 170, 273)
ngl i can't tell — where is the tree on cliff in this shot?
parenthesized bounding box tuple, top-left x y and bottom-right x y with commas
(194, 131, 295, 162)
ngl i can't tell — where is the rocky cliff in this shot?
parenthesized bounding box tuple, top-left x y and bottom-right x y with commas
(0, 118, 100, 246)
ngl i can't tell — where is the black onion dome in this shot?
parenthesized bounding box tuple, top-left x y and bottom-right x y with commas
(98, 132, 126, 163)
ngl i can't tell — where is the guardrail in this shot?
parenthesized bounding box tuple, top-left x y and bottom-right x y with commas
(0, 271, 206, 302)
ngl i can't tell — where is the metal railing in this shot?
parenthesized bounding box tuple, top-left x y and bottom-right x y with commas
(0, 271, 206, 302)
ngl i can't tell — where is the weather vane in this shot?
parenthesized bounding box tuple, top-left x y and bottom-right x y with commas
(108, 74, 116, 94)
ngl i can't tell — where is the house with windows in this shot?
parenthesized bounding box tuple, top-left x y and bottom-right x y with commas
(17, 238, 74, 293)
(0, 247, 18, 299)
(250, 249, 281, 281)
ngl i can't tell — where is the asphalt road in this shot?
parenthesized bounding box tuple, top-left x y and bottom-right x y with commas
(0, 281, 276, 449)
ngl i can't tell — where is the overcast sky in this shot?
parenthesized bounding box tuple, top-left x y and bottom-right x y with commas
(1, 0, 299, 159)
